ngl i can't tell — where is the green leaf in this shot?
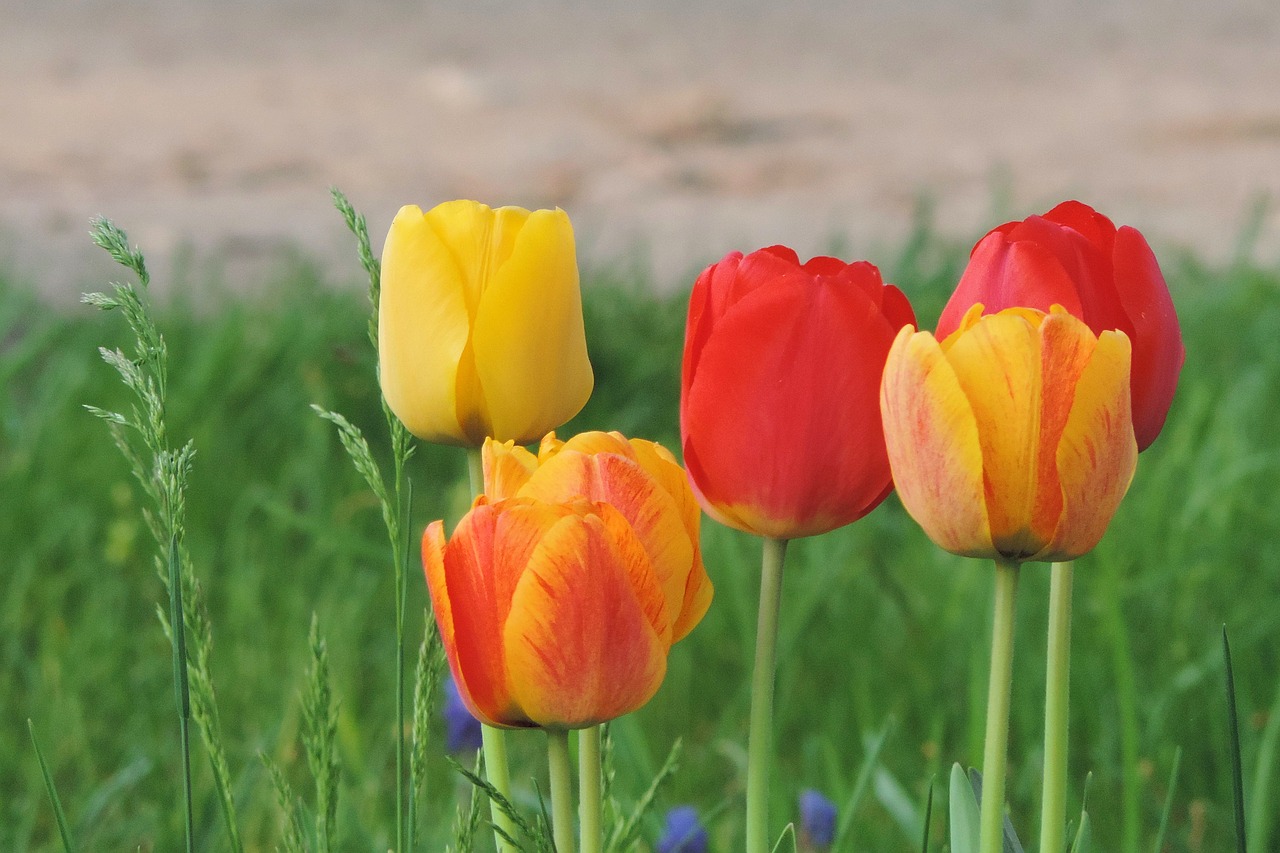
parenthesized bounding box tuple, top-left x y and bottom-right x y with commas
(28, 719, 77, 853)
(1069, 810, 1092, 853)
(949, 764, 980, 853)
(1223, 626, 1249, 853)
(920, 778, 935, 853)
(770, 822, 797, 853)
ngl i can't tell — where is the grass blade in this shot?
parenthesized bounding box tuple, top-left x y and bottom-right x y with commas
(27, 719, 77, 853)
(1223, 626, 1248, 853)
(1152, 746, 1182, 853)
(832, 715, 894, 849)
(920, 778, 934, 853)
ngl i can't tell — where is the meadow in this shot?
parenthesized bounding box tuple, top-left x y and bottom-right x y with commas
(2, 213, 1278, 851)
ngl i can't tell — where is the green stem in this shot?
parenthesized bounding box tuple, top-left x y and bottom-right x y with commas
(579, 727, 603, 853)
(167, 536, 195, 853)
(548, 729, 576, 853)
(468, 446, 518, 853)
(746, 537, 789, 853)
(1039, 561, 1074, 853)
(979, 559, 1020, 853)
(393, 452, 409, 853)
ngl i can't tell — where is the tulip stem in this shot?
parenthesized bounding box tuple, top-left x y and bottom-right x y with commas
(746, 536, 789, 853)
(979, 559, 1020, 853)
(1039, 560, 1074, 853)
(467, 446, 519, 853)
(548, 728, 576, 853)
(579, 726, 603, 853)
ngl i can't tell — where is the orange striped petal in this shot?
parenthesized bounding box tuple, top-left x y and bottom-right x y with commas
(520, 449, 693, 635)
(1042, 328, 1137, 559)
(439, 499, 567, 727)
(627, 438, 712, 641)
(482, 438, 538, 500)
(503, 512, 667, 728)
(881, 326, 993, 557)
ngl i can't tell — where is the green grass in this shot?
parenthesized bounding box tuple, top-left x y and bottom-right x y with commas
(2, 226, 1278, 851)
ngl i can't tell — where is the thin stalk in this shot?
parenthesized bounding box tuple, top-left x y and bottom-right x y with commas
(468, 447, 518, 853)
(548, 729, 576, 853)
(746, 536, 789, 853)
(167, 536, 195, 853)
(979, 559, 1020, 853)
(1039, 560, 1074, 853)
(579, 726, 603, 853)
(393, 455, 410, 853)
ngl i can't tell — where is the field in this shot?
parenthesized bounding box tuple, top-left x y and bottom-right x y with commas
(2, 219, 1278, 851)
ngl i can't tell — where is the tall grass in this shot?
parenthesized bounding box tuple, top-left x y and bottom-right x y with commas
(2, 226, 1278, 850)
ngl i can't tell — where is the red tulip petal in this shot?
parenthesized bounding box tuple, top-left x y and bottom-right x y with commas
(1042, 200, 1116, 251)
(937, 234, 1086, 339)
(1113, 226, 1185, 450)
(683, 272, 897, 537)
(503, 512, 667, 728)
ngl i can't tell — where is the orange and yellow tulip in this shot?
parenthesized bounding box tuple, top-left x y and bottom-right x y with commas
(378, 200, 593, 446)
(424, 431, 712, 729)
(880, 304, 1137, 563)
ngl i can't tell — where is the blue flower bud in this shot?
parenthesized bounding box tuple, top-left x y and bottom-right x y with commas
(799, 788, 837, 850)
(443, 674, 483, 753)
(657, 805, 708, 853)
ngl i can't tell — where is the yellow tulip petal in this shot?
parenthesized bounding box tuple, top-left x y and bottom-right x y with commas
(1042, 329, 1137, 560)
(881, 327, 993, 557)
(471, 208, 593, 444)
(378, 204, 473, 444)
(503, 512, 667, 728)
(944, 310, 1051, 557)
(483, 438, 538, 500)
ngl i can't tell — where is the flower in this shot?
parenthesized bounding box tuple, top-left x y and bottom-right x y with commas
(656, 806, 709, 853)
(680, 246, 916, 538)
(484, 430, 712, 643)
(378, 200, 593, 446)
(798, 789, 837, 850)
(936, 200, 1183, 450)
(442, 674, 484, 753)
(880, 305, 1137, 563)
(423, 431, 712, 729)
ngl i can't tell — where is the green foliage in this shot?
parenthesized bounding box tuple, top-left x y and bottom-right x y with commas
(2, 225, 1279, 850)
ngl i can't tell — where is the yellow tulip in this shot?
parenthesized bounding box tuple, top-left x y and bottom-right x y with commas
(879, 304, 1137, 563)
(378, 201, 594, 446)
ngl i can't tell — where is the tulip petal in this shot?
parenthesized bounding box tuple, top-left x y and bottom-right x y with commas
(379, 204, 473, 444)
(503, 512, 667, 728)
(483, 439, 538, 500)
(439, 499, 567, 727)
(1042, 329, 1137, 560)
(520, 448, 692, 639)
(683, 273, 898, 537)
(1113, 225, 1185, 450)
(881, 327, 993, 557)
(936, 234, 1086, 340)
(471, 208, 593, 444)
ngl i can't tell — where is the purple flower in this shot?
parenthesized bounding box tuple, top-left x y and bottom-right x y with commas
(443, 674, 483, 753)
(657, 805, 708, 853)
(799, 789, 837, 850)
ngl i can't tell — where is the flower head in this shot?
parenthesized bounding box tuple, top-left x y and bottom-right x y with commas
(656, 805, 709, 853)
(937, 201, 1183, 450)
(379, 200, 593, 446)
(798, 789, 837, 850)
(680, 246, 916, 538)
(423, 433, 711, 729)
(880, 305, 1137, 563)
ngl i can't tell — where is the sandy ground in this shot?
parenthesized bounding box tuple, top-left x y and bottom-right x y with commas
(4, 0, 1280, 302)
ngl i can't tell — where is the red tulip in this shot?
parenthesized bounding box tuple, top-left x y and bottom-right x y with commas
(936, 201, 1184, 450)
(680, 246, 916, 538)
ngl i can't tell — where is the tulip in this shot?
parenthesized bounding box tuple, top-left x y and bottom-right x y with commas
(484, 430, 713, 642)
(936, 200, 1183, 450)
(378, 200, 593, 446)
(680, 246, 916, 539)
(423, 493, 709, 730)
(880, 304, 1138, 563)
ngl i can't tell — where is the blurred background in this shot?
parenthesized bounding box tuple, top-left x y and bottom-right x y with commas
(3, 0, 1279, 300)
